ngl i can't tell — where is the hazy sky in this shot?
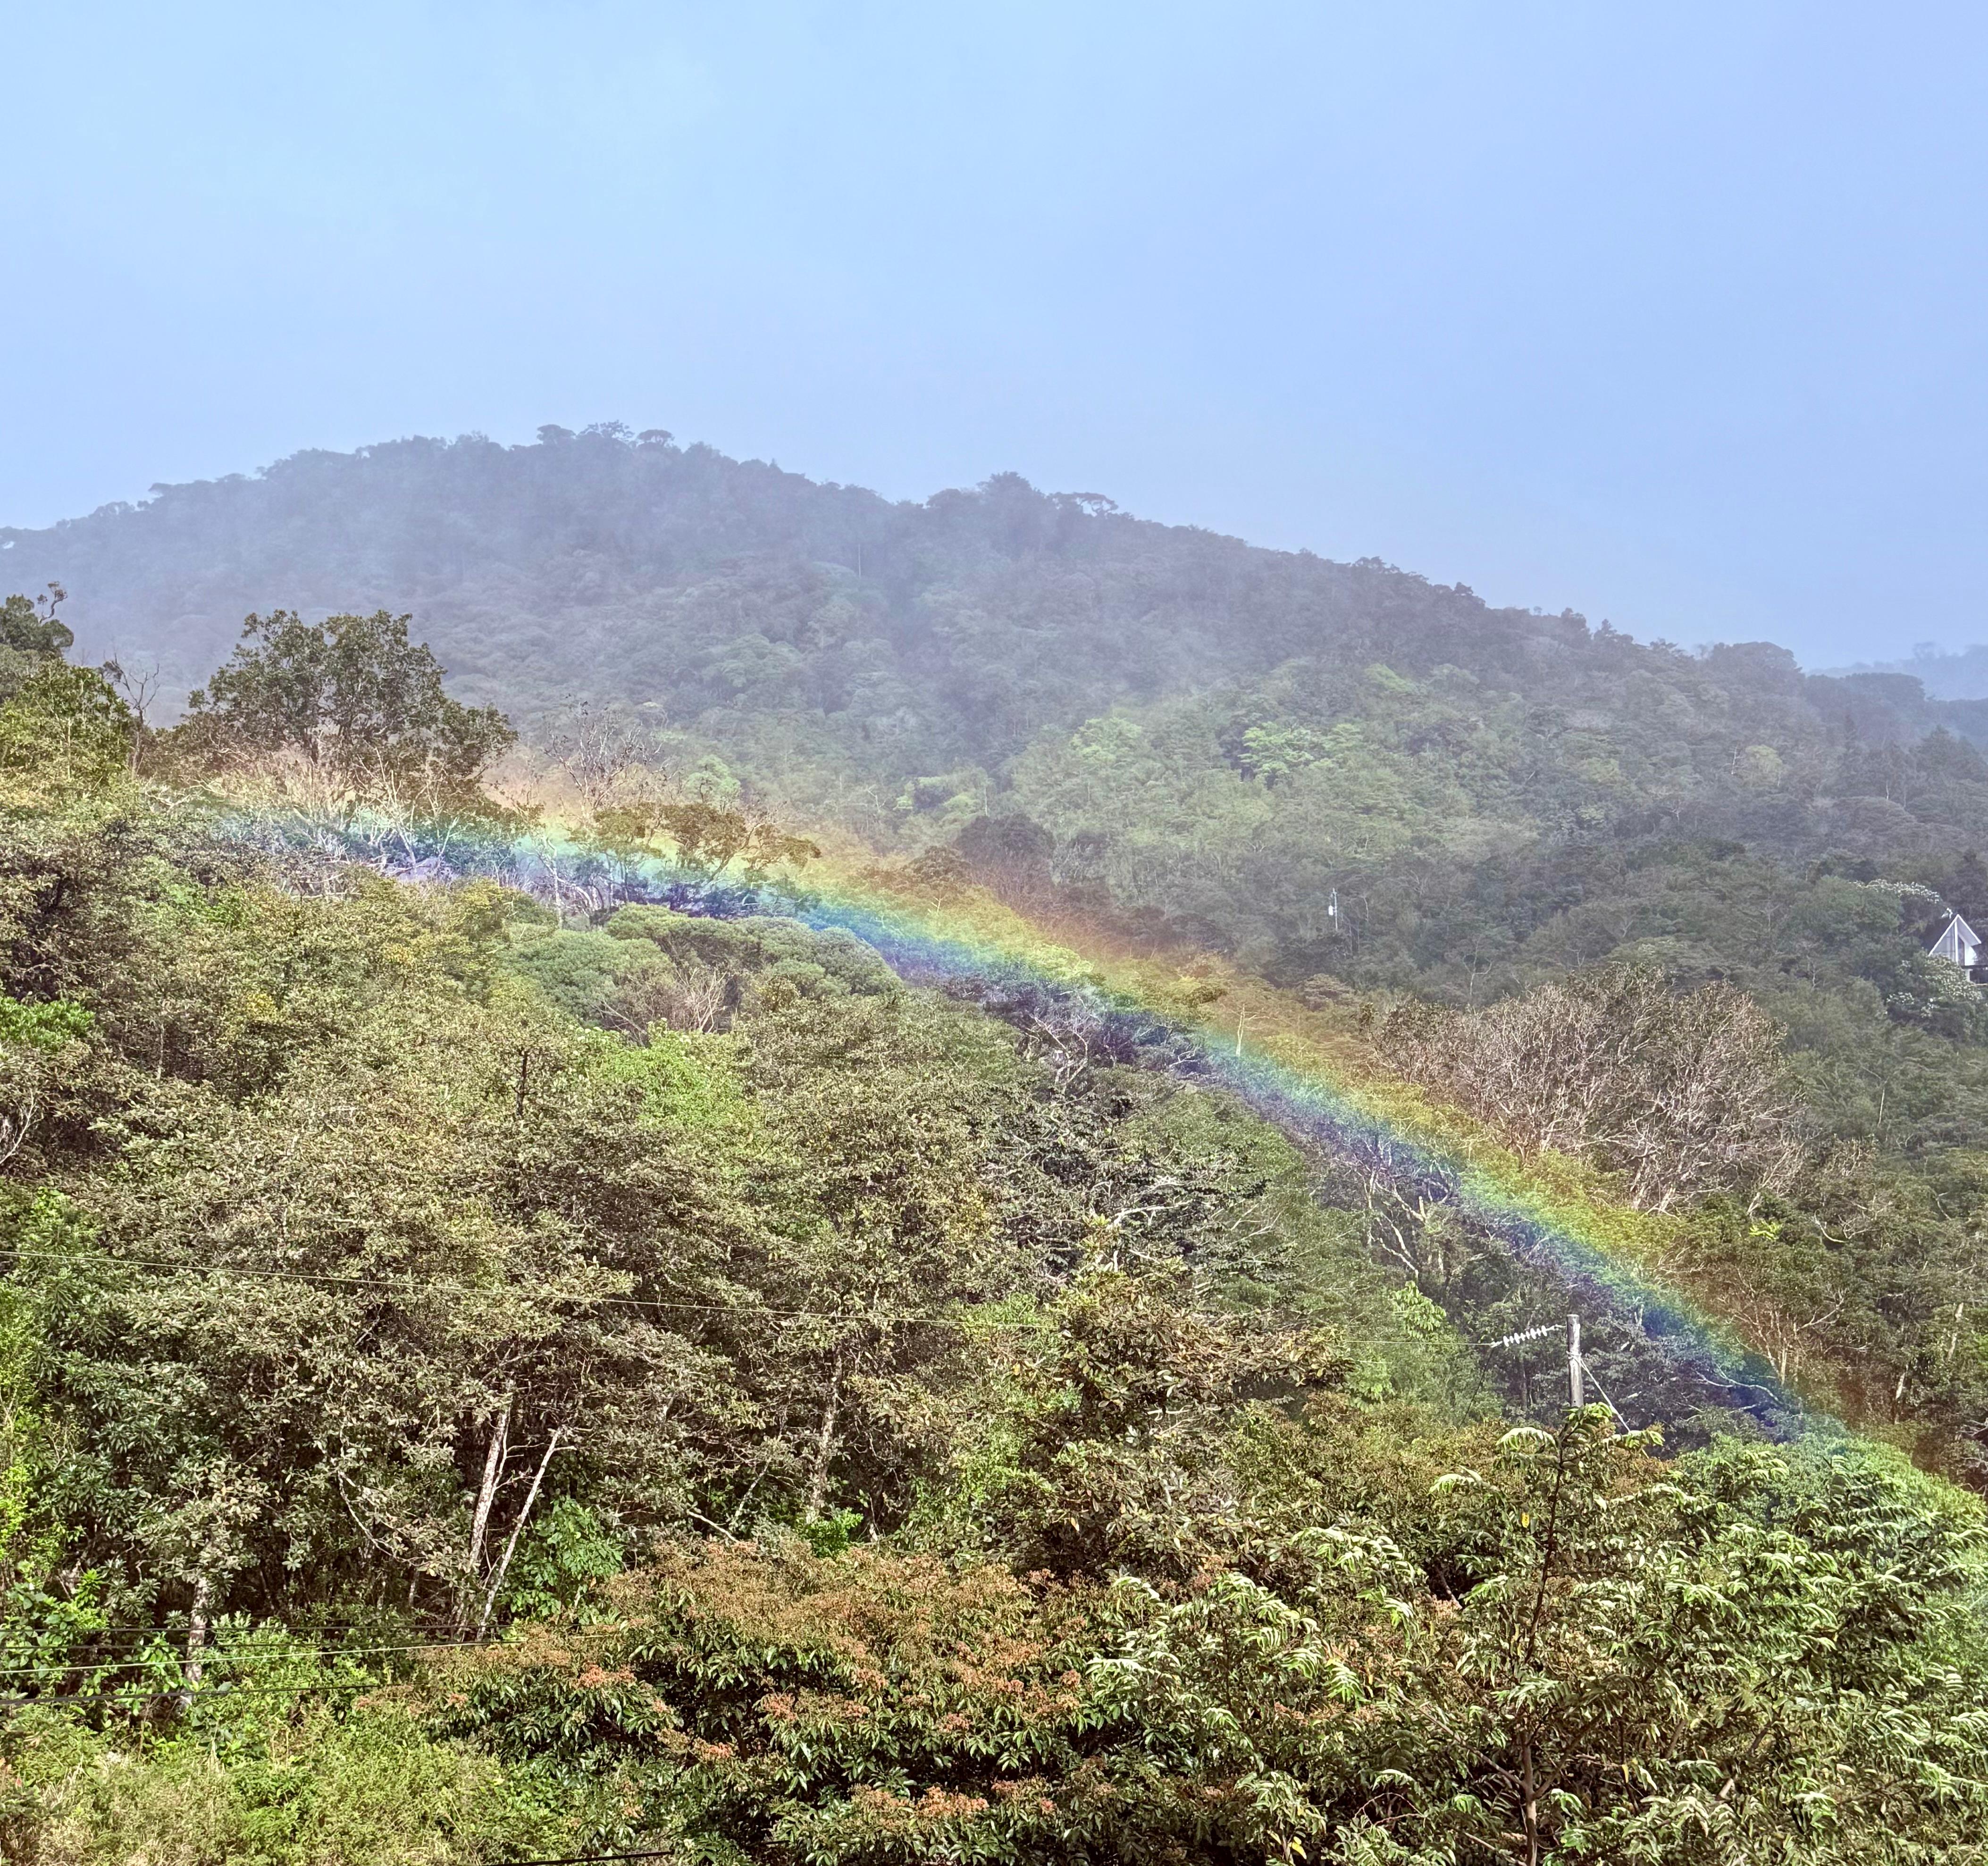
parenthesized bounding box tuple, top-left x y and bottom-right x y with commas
(5, 2, 1985, 663)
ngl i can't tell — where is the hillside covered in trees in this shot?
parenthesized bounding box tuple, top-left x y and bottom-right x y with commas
(5, 440, 1988, 1860)
(9, 426, 1986, 845)
(18, 432, 1988, 1168)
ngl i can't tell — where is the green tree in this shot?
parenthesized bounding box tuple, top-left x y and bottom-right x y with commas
(0, 587, 75, 707)
(0, 660, 134, 795)
(179, 608, 513, 799)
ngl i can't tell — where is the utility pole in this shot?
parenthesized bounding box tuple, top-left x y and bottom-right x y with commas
(1492, 1315, 1594, 1415)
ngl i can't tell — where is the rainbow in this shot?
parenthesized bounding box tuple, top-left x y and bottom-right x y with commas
(774, 875, 1812, 1442)
(222, 802, 1818, 1442)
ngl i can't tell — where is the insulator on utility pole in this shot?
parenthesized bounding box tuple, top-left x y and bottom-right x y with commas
(1567, 1313, 1584, 1408)
(1490, 1322, 1558, 1350)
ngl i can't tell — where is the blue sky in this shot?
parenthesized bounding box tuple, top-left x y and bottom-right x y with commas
(4, 2, 1984, 663)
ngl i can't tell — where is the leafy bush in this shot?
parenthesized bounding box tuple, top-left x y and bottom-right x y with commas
(4, 1700, 562, 1866)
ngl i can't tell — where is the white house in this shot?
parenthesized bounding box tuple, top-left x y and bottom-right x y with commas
(1929, 910, 1984, 978)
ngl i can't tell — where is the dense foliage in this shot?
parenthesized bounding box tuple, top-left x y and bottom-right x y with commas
(6, 437, 1988, 1860)
(18, 436, 1988, 1134)
(14, 432, 1988, 1152)
(179, 608, 514, 807)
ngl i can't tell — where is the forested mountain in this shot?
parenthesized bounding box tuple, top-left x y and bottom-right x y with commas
(20, 429, 1988, 1157)
(6, 443, 1988, 1860)
(9, 424, 1985, 820)
(17, 427, 1988, 989)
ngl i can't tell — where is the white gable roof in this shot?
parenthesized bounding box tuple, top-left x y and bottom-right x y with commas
(1931, 912, 1982, 968)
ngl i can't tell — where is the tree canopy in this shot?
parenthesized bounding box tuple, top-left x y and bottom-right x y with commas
(180, 608, 514, 798)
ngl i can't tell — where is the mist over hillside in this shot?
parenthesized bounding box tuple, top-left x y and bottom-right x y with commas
(6, 423, 1978, 758)
(1841, 641, 1988, 701)
(17, 421, 1988, 1009)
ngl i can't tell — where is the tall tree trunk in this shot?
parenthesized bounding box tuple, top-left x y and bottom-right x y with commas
(805, 1352, 846, 1522)
(185, 1571, 213, 1691)
(478, 1429, 565, 1637)
(1521, 1733, 1539, 1866)
(461, 1394, 513, 1631)
(468, 1396, 512, 1576)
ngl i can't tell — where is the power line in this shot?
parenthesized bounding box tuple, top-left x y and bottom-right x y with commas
(0, 1657, 619, 1711)
(507, 1852, 681, 1865)
(6, 1619, 413, 1636)
(0, 1636, 500, 1680)
(0, 1676, 397, 1710)
(0, 1619, 417, 1647)
(508, 1852, 680, 1865)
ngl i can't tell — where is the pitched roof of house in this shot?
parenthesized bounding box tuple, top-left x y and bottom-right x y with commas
(1930, 911, 1981, 966)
